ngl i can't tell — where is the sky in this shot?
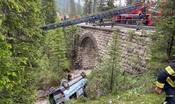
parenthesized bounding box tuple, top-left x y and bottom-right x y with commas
(74, 0, 126, 6)
(115, 0, 126, 6)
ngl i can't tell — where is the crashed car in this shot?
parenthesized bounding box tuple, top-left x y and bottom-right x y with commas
(49, 72, 87, 104)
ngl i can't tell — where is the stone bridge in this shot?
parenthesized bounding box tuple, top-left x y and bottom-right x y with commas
(75, 25, 152, 74)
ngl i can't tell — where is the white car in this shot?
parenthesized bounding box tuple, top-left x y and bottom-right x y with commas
(49, 73, 87, 104)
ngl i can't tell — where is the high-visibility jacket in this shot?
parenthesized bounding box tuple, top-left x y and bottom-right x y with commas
(156, 62, 175, 88)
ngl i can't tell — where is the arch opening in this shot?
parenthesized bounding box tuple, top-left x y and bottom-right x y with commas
(77, 36, 97, 69)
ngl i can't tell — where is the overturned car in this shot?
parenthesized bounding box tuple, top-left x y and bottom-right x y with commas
(49, 72, 87, 104)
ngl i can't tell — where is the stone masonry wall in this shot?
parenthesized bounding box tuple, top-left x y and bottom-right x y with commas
(77, 26, 152, 74)
(119, 29, 151, 74)
(76, 26, 113, 69)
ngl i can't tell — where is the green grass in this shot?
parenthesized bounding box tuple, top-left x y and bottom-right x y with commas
(69, 91, 165, 104)
(68, 72, 165, 104)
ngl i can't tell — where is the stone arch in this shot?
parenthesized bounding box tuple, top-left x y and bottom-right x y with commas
(77, 33, 98, 69)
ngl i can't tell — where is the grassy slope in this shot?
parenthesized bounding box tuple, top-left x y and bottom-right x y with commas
(70, 90, 165, 104)
(68, 71, 166, 104)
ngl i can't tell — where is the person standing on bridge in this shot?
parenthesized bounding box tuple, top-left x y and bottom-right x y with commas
(155, 61, 175, 104)
(99, 18, 104, 27)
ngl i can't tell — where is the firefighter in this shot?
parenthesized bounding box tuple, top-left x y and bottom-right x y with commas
(155, 61, 175, 104)
(99, 19, 104, 27)
(63, 13, 66, 20)
(111, 16, 116, 28)
(67, 71, 72, 81)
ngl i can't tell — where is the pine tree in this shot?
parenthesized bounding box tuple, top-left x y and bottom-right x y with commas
(0, 0, 44, 103)
(107, 0, 115, 10)
(38, 0, 69, 89)
(97, 0, 107, 12)
(77, 0, 82, 15)
(126, 0, 142, 5)
(64, 26, 79, 69)
(0, 16, 20, 103)
(42, 0, 57, 24)
(70, 0, 76, 18)
(149, 0, 175, 72)
(84, 0, 92, 15)
(93, 0, 97, 13)
(66, 2, 70, 14)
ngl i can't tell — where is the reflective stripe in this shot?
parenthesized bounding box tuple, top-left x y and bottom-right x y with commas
(163, 102, 168, 104)
(165, 66, 175, 76)
(156, 81, 165, 88)
(166, 77, 175, 88)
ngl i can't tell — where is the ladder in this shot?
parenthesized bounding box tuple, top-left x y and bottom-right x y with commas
(41, 3, 142, 31)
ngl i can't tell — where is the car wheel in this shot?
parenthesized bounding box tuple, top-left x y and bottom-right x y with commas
(62, 81, 69, 89)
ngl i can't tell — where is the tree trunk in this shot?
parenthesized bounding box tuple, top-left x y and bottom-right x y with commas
(167, 34, 174, 59)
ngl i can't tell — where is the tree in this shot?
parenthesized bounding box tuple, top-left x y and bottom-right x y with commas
(64, 26, 79, 69)
(38, 0, 70, 89)
(0, 17, 21, 103)
(38, 27, 69, 89)
(107, 0, 115, 10)
(84, 0, 92, 15)
(97, 0, 116, 12)
(70, 0, 76, 18)
(97, 0, 106, 12)
(0, 0, 44, 103)
(126, 0, 143, 5)
(149, 0, 175, 72)
(77, 0, 82, 15)
(42, 0, 57, 24)
(93, 0, 97, 13)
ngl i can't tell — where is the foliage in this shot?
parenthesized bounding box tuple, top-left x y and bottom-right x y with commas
(127, 30, 136, 41)
(42, 0, 57, 24)
(84, 0, 92, 15)
(0, 0, 70, 103)
(149, 0, 175, 73)
(0, 0, 44, 103)
(38, 27, 69, 89)
(71, 71, 165, 104)
(97, 0, 116, 12)
(106, 0, 115, 10)
(92, 0, 97, 13)
(38, 0, 70, 90)
(70, 0, 77, 18)
(97, 0, 106, 12)
(77, 0, 82, 15)
(64, 26, 80, 69)
(85, 29, 122, 99)
(126, 0, 143, 5)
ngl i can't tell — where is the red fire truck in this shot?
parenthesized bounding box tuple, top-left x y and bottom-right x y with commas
(117, 2, 163, 26)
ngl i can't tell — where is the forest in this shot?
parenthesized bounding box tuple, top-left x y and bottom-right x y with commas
(0, 0, 175, 104)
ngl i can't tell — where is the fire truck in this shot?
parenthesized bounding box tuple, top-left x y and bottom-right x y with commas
(41, 2, 166, 30)
(117, 2, 164, 26)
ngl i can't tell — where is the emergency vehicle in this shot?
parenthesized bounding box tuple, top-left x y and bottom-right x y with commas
(117, 1, 165, 26)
